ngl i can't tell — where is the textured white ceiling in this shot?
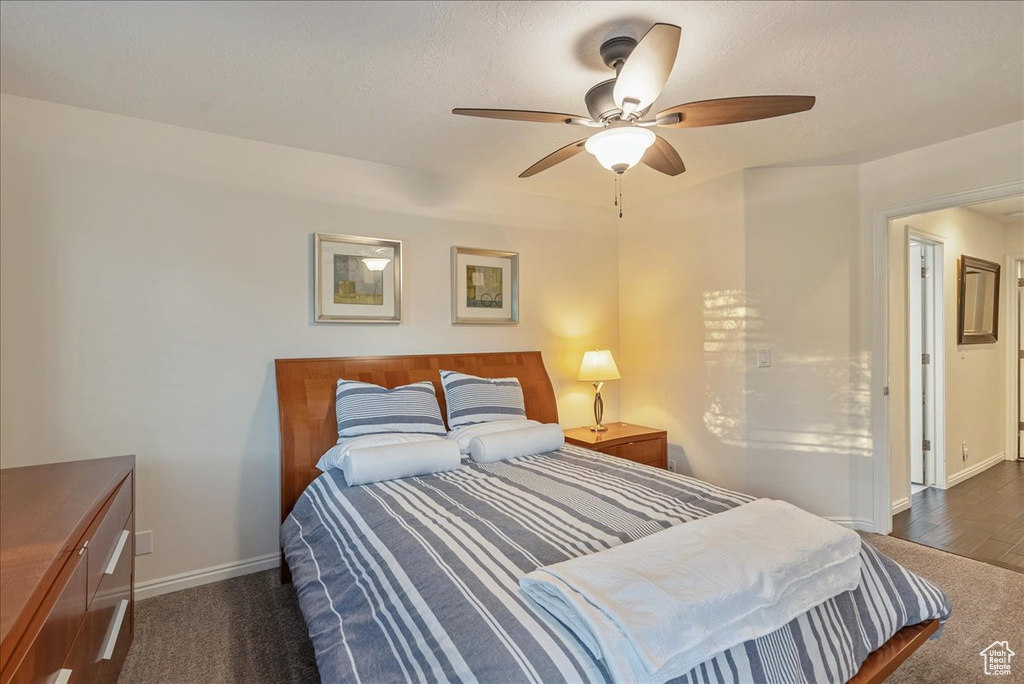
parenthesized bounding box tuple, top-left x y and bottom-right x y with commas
(2, 1, 1022, 208)
(967, 196, 1024, 224)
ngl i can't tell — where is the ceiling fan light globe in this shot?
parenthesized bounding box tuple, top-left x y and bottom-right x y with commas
(584, 127, 656, 172)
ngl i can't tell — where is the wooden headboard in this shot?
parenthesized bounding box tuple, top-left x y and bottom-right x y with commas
(275, 351, 558, 527)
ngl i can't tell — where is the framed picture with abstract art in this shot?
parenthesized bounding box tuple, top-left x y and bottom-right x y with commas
(315, 233, 402, 323)
(451, 246, 519, 325)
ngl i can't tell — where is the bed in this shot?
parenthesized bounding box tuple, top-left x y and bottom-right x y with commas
(276, 351, 948, 684)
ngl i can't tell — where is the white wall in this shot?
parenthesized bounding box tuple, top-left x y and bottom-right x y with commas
(620, 122, 1023, 530)
(1006, 220, 1024, 254)
(742, 166, 868, 520)
(888, 207, 1010, 504)
(619, 167, 869, 523)
(617, 173, 748, 492)
(0, 94, 619, 586)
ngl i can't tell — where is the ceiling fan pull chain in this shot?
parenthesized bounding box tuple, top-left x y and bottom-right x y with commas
(614, 176, 618, 208)
(619, 177, 624, 219)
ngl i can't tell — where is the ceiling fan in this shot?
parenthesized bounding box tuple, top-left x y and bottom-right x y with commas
(454, 23, 816, 178)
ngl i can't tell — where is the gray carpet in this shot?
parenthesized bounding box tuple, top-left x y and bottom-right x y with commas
(118, 570, 319, 684)
(119, 535, 1024, 683)
(863, 534, 1023, 684)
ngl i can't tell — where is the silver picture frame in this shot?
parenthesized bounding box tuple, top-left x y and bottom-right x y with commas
(315, 233, 402, 323)
(451, 246, 519, 325)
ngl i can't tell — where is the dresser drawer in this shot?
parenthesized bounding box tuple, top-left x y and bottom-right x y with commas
(61, 599, 130, 684)
(65, 516, 133, 684)
(86, 475, 132, 603)
(600, 437, 666, 468)
(9, 553, 87, 684)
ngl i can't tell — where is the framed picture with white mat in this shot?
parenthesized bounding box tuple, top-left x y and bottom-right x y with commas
(451, 247, 518, 325)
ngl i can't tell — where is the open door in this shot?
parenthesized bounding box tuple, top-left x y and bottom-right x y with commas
(907, 236, 942, 489)
(908, 243, 925, 484)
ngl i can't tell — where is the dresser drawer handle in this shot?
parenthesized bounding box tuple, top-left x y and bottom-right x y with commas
(104, 529, 131, 575)
(100, 599, 129, 661)
(55, 669, 73, 684)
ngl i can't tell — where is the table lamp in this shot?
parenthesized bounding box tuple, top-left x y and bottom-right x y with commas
(577, 350, 621, 432)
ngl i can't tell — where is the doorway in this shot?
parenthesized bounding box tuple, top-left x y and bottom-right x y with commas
(885, 195, 1024, 572)
(905, 234, 945, 494)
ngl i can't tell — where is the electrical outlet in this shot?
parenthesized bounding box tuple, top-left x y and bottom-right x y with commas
(962, 442, 969, 462)
(136, 530, 153, 556)
(667, 459, 677, 472)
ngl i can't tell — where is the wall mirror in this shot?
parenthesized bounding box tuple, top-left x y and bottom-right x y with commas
(957, 255, 1000, 344)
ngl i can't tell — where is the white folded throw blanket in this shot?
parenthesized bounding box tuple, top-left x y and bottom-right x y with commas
(469, 423, 565, 463)
(343, 439, 460, 486)
(519, 499, 862, 684)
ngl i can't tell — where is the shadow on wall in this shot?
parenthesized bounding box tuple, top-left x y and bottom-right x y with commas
(702, 289, 872, 457)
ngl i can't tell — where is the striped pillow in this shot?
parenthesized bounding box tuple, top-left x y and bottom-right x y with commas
(335, 380, 447, 438)
(439, 370, 527, 428)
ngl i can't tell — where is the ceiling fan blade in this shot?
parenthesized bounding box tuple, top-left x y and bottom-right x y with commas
(641, 136, 686, 176)
(655, 96, 816, 128)
(613, 23, 681, 112)
(519, 139, 587, 178)
(453, 108, 586, 124)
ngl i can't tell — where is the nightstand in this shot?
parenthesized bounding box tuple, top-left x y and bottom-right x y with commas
(563, 422, 668, 469)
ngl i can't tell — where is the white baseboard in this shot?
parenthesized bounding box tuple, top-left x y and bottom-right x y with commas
(134, 552, 280, 601)
(947, 452, 1005, 488)
(891, 497, 911, 515)
(825, 516, 875, 532)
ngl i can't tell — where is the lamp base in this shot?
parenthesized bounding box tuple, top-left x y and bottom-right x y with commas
(590, 382, 607, 433)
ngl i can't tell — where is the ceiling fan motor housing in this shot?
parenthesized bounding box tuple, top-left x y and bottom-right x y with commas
(585, 79, 619, 122)
(586, 36, 646, 123)
(600, 36, 637, 70)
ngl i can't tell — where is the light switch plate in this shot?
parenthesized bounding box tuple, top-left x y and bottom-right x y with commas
(136, 530, 153, 556)
(757, 348, 771, 368)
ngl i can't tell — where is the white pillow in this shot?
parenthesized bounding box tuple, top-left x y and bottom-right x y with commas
(468, 424, 565, 463)
(447, 419, 542, 454)
(316, 433, 445, 472)
(345, 440, 461, 486)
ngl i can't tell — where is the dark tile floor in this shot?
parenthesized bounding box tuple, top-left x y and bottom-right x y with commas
(892, 459, 1023, 573)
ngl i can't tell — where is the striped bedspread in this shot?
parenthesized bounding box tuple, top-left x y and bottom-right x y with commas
(281, 446, 950, 684)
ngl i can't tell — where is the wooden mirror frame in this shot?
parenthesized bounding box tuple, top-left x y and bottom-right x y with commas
(957, 255, 1000, 345)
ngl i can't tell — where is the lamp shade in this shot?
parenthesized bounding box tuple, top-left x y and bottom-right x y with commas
(577, 350, 621, 382)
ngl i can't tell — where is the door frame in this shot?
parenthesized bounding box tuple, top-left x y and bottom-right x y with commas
(871, 180, 1023, 534)
(906, 231, 945, 491)
(1006, 252, 1024, 462)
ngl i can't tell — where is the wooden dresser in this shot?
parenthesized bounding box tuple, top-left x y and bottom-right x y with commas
(563, 423, 668, 469)
(0, 456, 135, 684)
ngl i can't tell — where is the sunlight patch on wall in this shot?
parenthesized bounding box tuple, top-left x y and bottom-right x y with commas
(746, 351, 872, 457)
(701, 288, 872, 456)
(702, 289, 756, 446)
